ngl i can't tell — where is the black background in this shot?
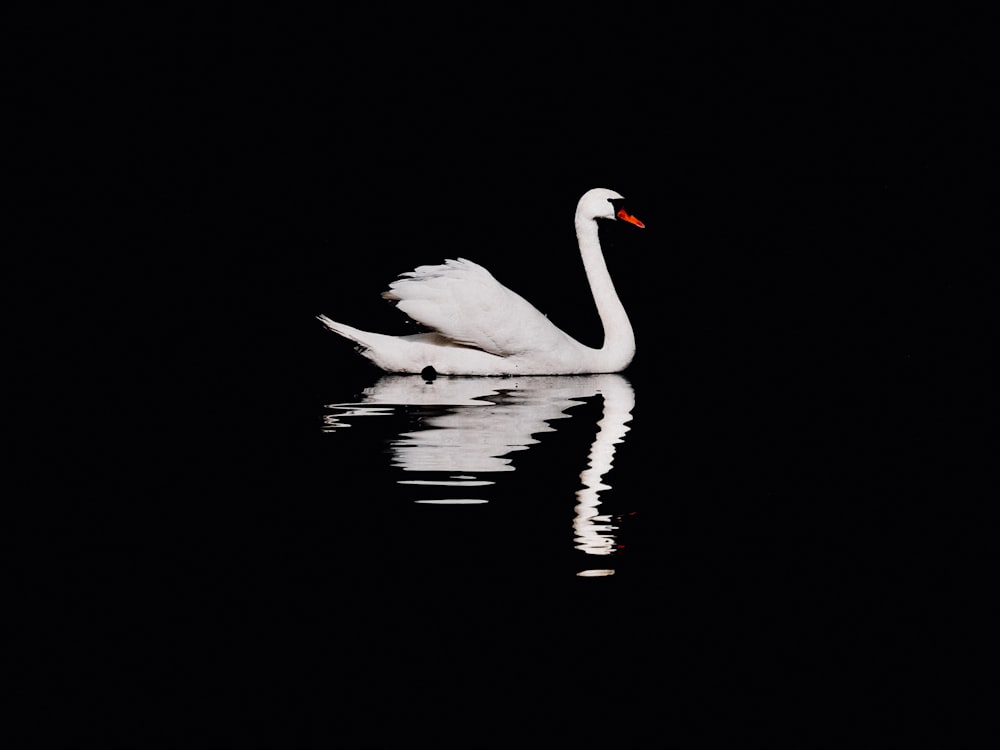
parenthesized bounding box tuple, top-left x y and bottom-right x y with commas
(28, 5, 990, 745)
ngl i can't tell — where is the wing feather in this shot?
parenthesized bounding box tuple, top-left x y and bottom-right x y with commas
(381, 258, 569, 356)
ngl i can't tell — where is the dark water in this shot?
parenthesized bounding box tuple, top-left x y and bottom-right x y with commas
(163, 333, 959, 741)
(302, 366, 903, 579)
(295, 351, 938, 585)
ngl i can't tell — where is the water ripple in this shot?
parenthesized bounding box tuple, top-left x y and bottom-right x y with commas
(324, 374, 636, 570)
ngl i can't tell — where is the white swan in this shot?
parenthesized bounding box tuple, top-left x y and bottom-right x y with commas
(317, 187, 645, 375)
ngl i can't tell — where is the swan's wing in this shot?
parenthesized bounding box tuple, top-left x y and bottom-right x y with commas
(381, 257, 569, 356)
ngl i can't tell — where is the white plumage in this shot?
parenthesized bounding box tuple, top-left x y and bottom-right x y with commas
(317, 187, 644, 375)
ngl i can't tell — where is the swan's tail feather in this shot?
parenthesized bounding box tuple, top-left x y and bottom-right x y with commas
(318, 314, 404, 360)
(316, 315, 370, 346)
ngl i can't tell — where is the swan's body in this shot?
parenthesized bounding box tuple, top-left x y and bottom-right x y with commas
(317, 188, 644, 375)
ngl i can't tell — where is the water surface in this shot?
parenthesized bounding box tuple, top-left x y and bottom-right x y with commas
(322, 374, 640, 578)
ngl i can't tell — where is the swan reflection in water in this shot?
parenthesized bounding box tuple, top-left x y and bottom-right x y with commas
(324, 374, 636, 575)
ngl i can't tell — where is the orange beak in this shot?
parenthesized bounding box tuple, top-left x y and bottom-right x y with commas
(616, 208, 645, 228)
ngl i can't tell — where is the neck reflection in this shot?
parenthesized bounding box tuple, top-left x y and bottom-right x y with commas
(573, 377, 635, 558)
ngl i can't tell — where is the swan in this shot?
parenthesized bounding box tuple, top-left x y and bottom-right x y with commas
(317, 187, 645, 376)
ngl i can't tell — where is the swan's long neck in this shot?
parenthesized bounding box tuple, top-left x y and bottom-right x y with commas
(575, 214, 635, 371)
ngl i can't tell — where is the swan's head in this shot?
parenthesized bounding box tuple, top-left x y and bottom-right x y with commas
(576, 188, 645, 228)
